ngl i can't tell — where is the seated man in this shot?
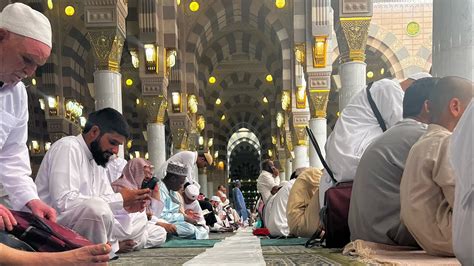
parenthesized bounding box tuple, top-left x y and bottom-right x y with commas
(400, 76, 472, 256)
(450, 101, 473, 265)
(35, 108, 151, 254)
(111, 158, 167, 252)
(257, 159, 280, 204)
(287, 168, 323, 238)
(265, 168, 306, 237)
(182, 182, 208, 229)
(320, 73, 431, 206)
(155, 162, 208, 239)
(349, 77, 438, 246)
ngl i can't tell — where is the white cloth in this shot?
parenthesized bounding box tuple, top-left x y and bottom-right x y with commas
(265, 179, 295, 237)
(450, 101, 473, 266)
(114, 210, 166, 250)
(184, 199, 206, 226)
(105, 156, 128, 183)
(0, 82, 39, 210)
(257, 170, 280, 204)
(35, 135, 124, 252)
(156, 151, 200, 189)
(320, 79, 404, 206)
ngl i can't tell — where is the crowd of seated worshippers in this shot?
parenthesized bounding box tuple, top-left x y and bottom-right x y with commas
(254, 75, 472, 265)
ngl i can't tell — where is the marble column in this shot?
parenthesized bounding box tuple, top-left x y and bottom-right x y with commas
(308, 118, 327, 169)
(294, 145, 309, 169)
(94, 70, 122, 112)
(286, 158, 293, 180)
(207, 182, 214, 198)
(339, 62, 367, 110)
(432, 0, 473, 80)
(85, 1, 128, 158)
(147, 123, 166, 169)
(198, 168, 208, 196)
(332, 1, 372, 111)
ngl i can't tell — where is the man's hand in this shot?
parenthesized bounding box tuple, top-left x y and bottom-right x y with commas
(185, 209, 200, 220)
(120, 188, 151, 213)
(26, 199, 57, 222)
(151, 183, 160, 201)
(0, 204, 16, 231)
(156, 221, 177, 234)
(184, 214, 198, 225)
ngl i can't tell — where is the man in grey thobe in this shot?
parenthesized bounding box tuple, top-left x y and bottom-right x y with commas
(348, 77, 438, 246)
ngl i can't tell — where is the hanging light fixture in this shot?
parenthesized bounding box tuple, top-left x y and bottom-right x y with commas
(209, 76, 216, 84)
(188, 94, 198, 114)
(215, 98, 221, 105)
(171, 92, 181, 112)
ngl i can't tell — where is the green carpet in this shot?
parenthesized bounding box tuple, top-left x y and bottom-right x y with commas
(260, 237, 309, 246)
(161, 239, 221, 248)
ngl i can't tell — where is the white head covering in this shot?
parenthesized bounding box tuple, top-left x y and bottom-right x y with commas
(210, 196, 221, 202)
(407, 72, 432, 81)
(184, 183, 200, 201)
(0, 3, 52, 47)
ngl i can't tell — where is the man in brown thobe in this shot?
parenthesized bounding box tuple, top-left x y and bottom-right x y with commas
(400, 76, 473, 256)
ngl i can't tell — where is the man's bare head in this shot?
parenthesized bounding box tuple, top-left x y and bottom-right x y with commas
(428, 76, 473, 131)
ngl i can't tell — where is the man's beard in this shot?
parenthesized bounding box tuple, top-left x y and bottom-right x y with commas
(90, 137, 113, 167)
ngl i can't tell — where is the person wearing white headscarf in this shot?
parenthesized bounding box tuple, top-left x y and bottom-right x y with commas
(450, 101, 473, 265)
(111, 158, 166, 252)
(319, 73, 432, 206)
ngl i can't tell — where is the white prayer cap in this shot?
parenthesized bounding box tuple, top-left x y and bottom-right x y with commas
(210, 196, 221, 202)
(407, 72, 432, 81)
(0, 3, 52, 48)
(166, 161, 188, 176)
(184, 184, 200, 201)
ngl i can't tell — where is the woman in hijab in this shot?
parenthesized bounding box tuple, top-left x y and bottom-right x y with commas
(111, 158, 167, 252)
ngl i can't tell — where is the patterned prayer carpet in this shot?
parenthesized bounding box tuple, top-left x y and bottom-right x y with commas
(111, 233, 362, 265)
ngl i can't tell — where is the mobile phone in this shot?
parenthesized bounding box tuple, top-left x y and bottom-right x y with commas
(141, 177, 159, 190)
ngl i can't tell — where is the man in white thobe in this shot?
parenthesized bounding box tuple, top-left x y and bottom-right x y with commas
(320, 73, 432, 205)
(257, 159, 280, 204)
(450, 100, 473, 265)
(155, 151, 213, 189)
(35, 108, 151, 254)
(0, 2, 56, 231)
(264, 168, 307, 237)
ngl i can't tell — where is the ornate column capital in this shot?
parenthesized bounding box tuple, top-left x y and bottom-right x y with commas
(84, 0, 127, 71)
(307, 71, 331, 118)
(169, 113, 191, 151)
(291, 112, 310, 146)
(340, 17, 371, 62)
(86, 31, 124, 72)
(333, 0, 373, 63)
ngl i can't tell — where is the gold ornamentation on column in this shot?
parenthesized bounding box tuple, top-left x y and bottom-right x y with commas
(340, 17, 371, 62)
(296, 86, 307, 109)
(87, 31, 124, 72)
(281, 90, 291, 111)
(143, 95, 167, 124)
(309, 90, 330, 118)
(307, 73, 331, 118)
(293, 125, 307, 146)
(294, 43, 306, 65)
(313, 36, 328, 68)
(285, 130, 293, 152)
